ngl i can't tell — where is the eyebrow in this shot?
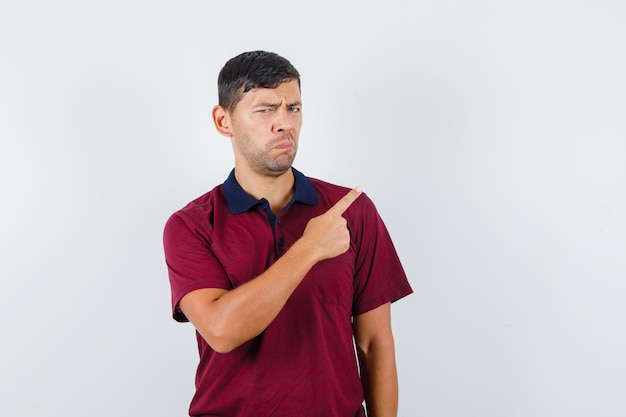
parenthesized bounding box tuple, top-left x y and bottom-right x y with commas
(253, 101, 302, 108)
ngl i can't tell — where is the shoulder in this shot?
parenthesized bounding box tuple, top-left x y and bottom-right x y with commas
(308, 176, 350, 198)
(308, 177, 376, 215)
(164, 184, 226, 231)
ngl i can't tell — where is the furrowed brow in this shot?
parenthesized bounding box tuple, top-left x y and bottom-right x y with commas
(253, 102, 279, 109)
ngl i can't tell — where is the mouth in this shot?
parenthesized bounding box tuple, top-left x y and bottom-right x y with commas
(271, 137, 295, 151)
(275, 142, 294, 150)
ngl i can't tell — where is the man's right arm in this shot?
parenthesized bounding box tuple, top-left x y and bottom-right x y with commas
(178, 187, 362, 353)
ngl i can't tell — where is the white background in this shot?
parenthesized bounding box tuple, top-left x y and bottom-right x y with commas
(1, 1, 625, 416)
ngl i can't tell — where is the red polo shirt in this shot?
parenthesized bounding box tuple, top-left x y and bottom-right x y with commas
(163, 168, 413, 417)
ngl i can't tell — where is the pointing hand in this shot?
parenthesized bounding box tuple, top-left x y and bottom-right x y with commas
(300, 187, 363, 262)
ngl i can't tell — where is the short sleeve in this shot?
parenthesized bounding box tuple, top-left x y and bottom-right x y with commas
(350, 195, 413, 316)
(163, 212, 232, 322)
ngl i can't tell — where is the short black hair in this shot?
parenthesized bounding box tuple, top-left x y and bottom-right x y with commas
(217, 50, 301, 111)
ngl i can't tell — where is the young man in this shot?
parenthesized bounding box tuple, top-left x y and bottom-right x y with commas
(163, 50, 413, 417)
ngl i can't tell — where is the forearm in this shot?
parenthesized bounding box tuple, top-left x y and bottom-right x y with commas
(358, 341, 399, 417)
(206, 240, 318, 351)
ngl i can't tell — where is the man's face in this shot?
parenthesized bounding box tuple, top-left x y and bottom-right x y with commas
(227, 79, 302, 178)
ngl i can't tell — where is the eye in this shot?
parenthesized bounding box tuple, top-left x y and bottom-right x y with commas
(288, 107, 301, 113)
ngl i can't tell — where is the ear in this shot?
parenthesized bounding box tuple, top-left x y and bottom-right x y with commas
(212, 105, 233, 137)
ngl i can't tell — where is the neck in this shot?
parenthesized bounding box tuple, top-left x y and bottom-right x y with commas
(234, 166, 295, 215)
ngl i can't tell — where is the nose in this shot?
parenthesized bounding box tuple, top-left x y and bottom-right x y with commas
(274, 107, 293, 133)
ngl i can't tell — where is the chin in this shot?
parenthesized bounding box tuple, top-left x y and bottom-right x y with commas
(260, 161, 293, 177)
(264, 166, 292, 178)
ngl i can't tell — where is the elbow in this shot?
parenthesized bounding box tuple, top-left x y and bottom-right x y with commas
(209, 339, 238, 354)
(201, 326, 242, 354)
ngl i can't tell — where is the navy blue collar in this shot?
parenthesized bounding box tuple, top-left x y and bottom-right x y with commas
(223, 167, 319, 214)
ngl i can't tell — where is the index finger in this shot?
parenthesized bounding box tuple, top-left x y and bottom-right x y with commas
(331, 186, 363, 215)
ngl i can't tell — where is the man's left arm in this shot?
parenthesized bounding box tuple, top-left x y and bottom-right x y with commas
(353, 302, 398, 417)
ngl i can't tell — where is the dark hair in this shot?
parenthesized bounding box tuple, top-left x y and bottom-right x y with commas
(218, 50, 301, 111)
